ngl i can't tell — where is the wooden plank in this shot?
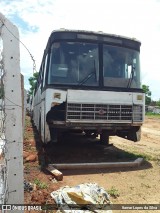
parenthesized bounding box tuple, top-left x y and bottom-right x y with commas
(46, 165, 63, 181)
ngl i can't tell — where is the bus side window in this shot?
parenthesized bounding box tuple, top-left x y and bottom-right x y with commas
(42, 54, 48, 88)
(50, 43, 69, 80)
(52, 42, 65, 64)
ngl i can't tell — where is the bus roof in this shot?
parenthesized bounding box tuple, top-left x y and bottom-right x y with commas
(50, 28, 141, 44)
(43, 29, 141, 55)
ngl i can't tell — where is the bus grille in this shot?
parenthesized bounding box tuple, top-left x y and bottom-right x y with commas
(66, 103, 143, 122)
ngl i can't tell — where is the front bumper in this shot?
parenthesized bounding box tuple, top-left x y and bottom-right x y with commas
(48, 120, 143, 130)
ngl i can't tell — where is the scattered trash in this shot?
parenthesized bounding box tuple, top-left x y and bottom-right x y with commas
(49, 177, 53, 181)
(24, 180, 33, 192)
(51, 183, 112, 212)
(33, 183, 37, 191)
(52, 178, 58, 183)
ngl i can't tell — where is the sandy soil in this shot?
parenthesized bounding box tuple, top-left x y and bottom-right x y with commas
(24, 116, 160, 212)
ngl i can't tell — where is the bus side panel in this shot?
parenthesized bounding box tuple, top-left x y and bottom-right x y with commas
(40, 90, 52, 143)
(33, 86, 41, 130)
(40, 91, 45, 142)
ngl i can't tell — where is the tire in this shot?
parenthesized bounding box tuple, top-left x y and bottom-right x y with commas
(49, 127, 58, 143)
(39, 117, 42, 141)
(100, 131, 109, 145)
(49, 128, 65, 143)
(128, 127, 141, 142)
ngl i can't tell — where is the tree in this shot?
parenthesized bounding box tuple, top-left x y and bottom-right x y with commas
(142, 84, 151, 105)
(28, 72, 39, 95)
(156, 99, 160, 107)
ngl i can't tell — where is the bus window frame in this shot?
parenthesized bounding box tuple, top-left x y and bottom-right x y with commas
(38, 32, 141, 93)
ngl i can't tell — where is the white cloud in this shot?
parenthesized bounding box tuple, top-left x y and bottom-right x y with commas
(0, 0, 160, 100)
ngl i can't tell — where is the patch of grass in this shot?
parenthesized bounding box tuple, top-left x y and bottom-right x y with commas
(129, 186, 134, 190)
(108, 186, 120, 198)
(128, 152, 152, 161)
(132, 151, 157, 161)
(25, 163, 30, 170)
(138, 174, 146, 179)
(119, 149, 158, 162)
(30, 147, 36, 151)
(33, 178, 48, 189)
(141, 183, 151, 188)
(145, 113, 160, 118)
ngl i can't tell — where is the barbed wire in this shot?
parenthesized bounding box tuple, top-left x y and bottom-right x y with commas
(0, 16, 27, 206)
(0, 57, 23, 141)
(0, 18, 36, 74)
(0, 55, 19, 205)
(0, 46, 19, 205)
(0, 46, 8, 205)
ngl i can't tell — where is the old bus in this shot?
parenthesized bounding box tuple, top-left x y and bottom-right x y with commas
(32, 29, 145, 144)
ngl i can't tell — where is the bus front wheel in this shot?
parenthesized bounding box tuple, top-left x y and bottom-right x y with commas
(100, 131, 109, 145)
(50, 128, 64, 143)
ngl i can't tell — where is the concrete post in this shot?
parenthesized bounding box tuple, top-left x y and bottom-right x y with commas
(0, 12, 24, 206)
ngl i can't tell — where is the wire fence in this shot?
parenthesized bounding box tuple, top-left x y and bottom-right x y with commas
(0, 13, 24, 209)
(0, 12, 36, 211)
(0, 40, 7, 204)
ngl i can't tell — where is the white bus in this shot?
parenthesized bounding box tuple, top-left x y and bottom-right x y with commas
(33, 29, 145, 145)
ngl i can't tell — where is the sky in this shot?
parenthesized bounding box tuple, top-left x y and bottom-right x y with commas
(0, 0, 160, 100)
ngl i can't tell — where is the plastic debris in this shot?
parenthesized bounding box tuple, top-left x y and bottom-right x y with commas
(24, 180, 33, 192)
(51, 183, 112, 213)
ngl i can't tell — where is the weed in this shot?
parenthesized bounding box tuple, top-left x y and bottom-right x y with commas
(141, 183, 151, 188)
(108, 186, 120, 198)
(145, 113, 160, 118)
(33, 178, 48, 189)
(132, 152, 157, 161)
(120, 149, 158, 162)
(129, 186, 134, 190)
(25, 163, 30, 170)
(138, 174, 146, 179)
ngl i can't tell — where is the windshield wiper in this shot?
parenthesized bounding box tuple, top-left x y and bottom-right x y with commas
(78, 60, 96, 86)
(127, 65, 135, 88)
(78, 71, 96, 86)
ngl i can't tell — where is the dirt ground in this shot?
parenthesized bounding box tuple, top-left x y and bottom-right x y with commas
(24, 115, 160, 212)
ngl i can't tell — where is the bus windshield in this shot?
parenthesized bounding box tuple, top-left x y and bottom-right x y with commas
(48, 41, 140, 88)
(48, 42, 99, 86)
(103, 45, 140, 88)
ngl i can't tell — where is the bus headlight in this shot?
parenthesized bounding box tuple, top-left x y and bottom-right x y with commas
(133, 105, 143, 121)
(137, 94, 143, 100)
(53, 92, 61, 99)
(52, 93, 62, 107)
